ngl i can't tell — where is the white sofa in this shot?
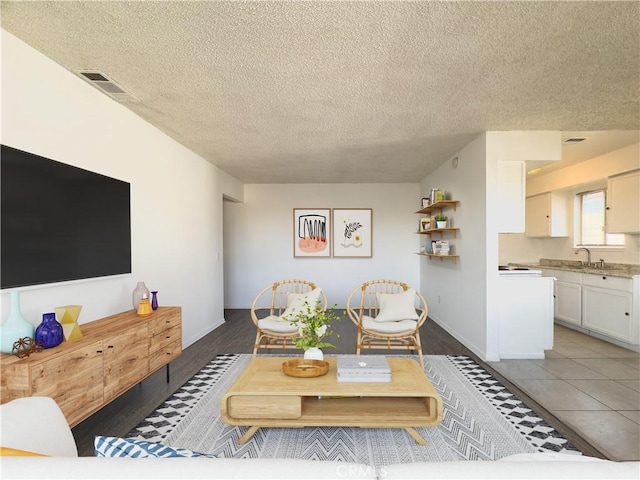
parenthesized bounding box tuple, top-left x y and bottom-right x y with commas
(1, 397, 638, 479)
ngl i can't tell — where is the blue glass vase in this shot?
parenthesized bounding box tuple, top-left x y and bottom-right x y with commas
(34, 312, 64, 349)
(0, 291, 35, 354)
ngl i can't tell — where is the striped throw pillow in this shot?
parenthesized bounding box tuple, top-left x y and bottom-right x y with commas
(94, 436, 217, 458)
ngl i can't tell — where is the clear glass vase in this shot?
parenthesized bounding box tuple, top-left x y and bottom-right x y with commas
(132, 282, 150, 311)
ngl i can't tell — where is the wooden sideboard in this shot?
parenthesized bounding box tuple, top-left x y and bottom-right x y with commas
(0, 306, 182, 427)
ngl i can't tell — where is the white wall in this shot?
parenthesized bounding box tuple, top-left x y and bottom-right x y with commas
(0, 30, 243, 347)
(499, 142, 640, 266)
(223, 183, 420, 309)
(420, 134, 489, 359)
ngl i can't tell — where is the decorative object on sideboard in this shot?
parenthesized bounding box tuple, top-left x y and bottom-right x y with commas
(11, 337, 44, 358)
(136, 294, 153, 317)
(151, 291, 159, 311)
(132, 281, 150, 310)
(34, 313, 64, 349)
(54, 305, 83, 341)
(0, 291, 35, 354)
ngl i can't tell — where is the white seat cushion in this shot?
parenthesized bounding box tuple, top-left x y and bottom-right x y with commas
(258, 315, 298, 334)
(374, 288, 419, 322)
(362, 315, 417, 334)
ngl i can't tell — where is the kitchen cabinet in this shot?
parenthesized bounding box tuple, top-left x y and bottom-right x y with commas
(552, 270, 582, 327)
(606, 170, 640, 234)
(542, 270, 638, 346)
(582, 275, 635, 343)
(496, 161, 525, 233)
(525, 192, 569, 237)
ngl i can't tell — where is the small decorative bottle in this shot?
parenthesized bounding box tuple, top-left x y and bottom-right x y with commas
(34, 313, 64, 349)
(132, 281, 150, 311)
(0, 291, 35, 354)
(150, 291, 159, 311)
(136, 294, 153, 317)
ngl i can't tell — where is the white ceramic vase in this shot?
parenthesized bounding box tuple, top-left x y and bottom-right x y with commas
(304, 347, 324, 361)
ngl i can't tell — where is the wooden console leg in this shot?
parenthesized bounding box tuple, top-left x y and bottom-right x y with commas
(405, 427, 427, 445)
(238, 426, 260, 444)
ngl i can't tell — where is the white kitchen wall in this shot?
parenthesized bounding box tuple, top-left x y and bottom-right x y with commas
(499, 142, 640, 266)
(223, 183, 420, 309)
(0, 30, 243, 347)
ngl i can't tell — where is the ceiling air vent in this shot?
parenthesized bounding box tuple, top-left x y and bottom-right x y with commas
(563, 137, 588, 144)
(76, 70, 138, 102)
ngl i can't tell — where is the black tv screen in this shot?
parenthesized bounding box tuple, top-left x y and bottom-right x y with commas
(1, 145, 131, 289)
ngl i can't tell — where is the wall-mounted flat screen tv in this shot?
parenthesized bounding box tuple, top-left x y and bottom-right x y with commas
(1, 145, 131, 289)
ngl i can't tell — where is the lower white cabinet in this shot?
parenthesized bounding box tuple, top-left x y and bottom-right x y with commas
(555, 281, 582, 326)
(582, 285, 633, 342)
(543, 270, 638, 346)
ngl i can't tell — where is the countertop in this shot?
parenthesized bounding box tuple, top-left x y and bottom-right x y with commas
(508, 258, 640, 279)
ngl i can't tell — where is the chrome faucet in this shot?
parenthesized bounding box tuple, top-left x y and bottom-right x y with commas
(575, 247, 591, 266)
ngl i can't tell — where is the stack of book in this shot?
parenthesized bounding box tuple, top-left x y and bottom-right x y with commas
(336, 355, 391, 382)
(434, 240, 450, 255)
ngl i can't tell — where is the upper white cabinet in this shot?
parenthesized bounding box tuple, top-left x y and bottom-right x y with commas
(496, 161, 525, 233)
(606, 170, 640, 234)
(525, 192, 569, 237)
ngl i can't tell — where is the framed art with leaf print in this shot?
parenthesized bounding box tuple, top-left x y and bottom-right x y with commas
(293, 208, 331, 257)
(332, 208, 372, 258)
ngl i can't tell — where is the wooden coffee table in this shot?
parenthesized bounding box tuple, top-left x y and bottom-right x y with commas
(220, 356, 443, 445)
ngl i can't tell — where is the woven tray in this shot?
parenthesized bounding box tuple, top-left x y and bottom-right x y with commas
(282, 359, 329, 378)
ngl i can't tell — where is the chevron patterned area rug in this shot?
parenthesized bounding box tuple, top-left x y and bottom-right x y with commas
(127, 354, 582, 466)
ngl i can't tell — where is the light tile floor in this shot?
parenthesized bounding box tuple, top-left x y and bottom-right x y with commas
(489, 324, 640, 461)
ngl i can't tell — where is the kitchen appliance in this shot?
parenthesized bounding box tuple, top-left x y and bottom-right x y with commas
(498, 265, 542, 277)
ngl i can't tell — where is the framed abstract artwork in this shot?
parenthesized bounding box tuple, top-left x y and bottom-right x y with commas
(332, 208, 372, 258)
(293, 208, 331, 257)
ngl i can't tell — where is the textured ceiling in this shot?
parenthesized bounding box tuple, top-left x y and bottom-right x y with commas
(1, 1, 639, 183)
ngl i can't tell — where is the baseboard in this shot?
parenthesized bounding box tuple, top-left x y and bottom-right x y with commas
(428, 314, 492, 361)
(183, 317, 225, 349)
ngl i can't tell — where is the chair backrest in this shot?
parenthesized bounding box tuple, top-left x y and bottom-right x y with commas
(347, 279, 427, 326)
(0, 396, 78, 457)
(251, 279, 327, 322)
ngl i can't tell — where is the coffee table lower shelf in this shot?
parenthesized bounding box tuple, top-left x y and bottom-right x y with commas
(220, 357, 443, 445)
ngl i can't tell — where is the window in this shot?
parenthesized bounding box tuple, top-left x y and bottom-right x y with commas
(577, 190, 624, 246)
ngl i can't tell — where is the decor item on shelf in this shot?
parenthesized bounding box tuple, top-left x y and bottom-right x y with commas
(54, 305, 83, 341)
(286, 300, 339, 358)
(34, 312, 64, 349)
(136, 294, 153, 317)
(151, 291, 159, 311)
(0, 291, 35, 354)
(11, 337, 44, 358)
(435, 214, 447, 228)
(132, 281, 150, 310)
(420, 218, 430, 231)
